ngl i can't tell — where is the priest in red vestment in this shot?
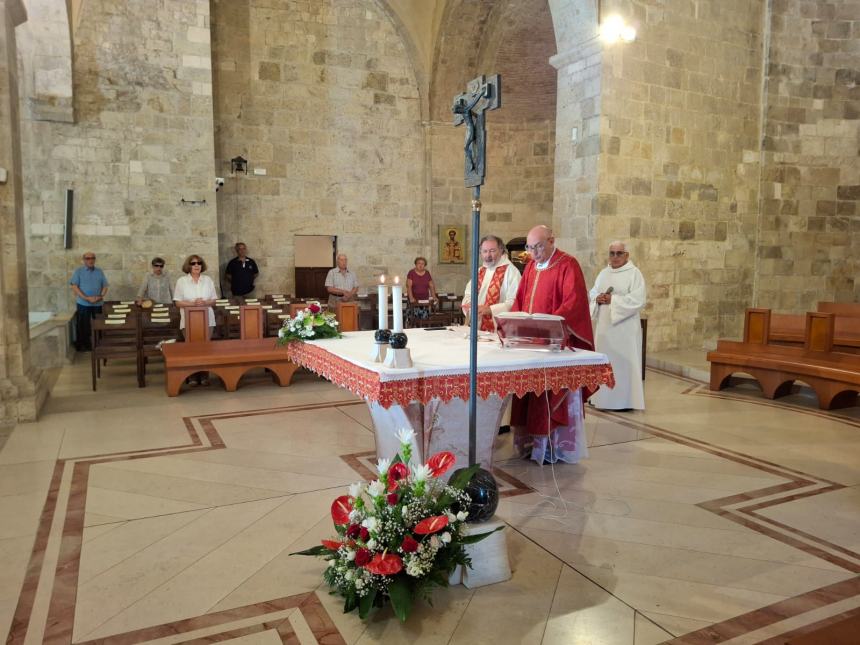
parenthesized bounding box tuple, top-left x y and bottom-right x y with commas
(510, 225, 594, 465)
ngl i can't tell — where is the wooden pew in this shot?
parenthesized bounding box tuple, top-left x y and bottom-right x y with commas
(769, 310, 860, 352)
(817, 301, 860, 317)
(162, 338, 298, 396)
(707, 309, 860, 409)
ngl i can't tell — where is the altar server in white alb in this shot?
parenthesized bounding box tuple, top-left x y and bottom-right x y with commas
(461, 235, 521, 331)
(589, 241, 646, 410)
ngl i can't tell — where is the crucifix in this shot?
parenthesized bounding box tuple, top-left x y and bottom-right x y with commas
(452, 74, 501, 466)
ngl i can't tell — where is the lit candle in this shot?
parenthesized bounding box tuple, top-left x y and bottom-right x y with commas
(378, 275, 388, 330)
(392, 276, 403, 333)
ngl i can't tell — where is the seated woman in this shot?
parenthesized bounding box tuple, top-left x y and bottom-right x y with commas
(173, 254, 218, 385)
(406, 256, 438, 323)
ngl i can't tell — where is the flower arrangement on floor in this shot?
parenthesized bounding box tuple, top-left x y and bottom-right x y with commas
(276, 302, 340, 344)
(293, 429, 500, 622)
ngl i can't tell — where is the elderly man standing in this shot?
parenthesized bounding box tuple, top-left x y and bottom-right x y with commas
(325, 253, 358, 311)
(69, 252, 109, 351)
(461, 235, 521, 331)
(510, 225, 594, 465)
(589, 241, 646, 410)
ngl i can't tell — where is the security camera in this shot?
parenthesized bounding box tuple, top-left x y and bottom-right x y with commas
(215, 177, 225, 191)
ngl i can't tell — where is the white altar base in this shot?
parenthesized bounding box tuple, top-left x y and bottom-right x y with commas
(368, 394, 510, 474)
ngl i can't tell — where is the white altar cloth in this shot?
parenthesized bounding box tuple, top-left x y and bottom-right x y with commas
(287, 328, 614, 470)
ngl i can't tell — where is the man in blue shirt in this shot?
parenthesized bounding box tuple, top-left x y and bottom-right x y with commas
(69, 252, 109, 351)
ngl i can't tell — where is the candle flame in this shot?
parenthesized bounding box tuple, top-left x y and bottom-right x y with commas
(379, 275, 386, 284)
(393, 276, 400, 285)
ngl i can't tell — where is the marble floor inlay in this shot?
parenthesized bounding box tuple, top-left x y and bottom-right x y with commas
(0, 360, 858, 644)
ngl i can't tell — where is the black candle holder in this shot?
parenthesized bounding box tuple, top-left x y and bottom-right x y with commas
(374, 329, 392, 343)
(389, 332, 408, 349)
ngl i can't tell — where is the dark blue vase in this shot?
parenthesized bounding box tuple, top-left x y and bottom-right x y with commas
(451, 467, 499, 522)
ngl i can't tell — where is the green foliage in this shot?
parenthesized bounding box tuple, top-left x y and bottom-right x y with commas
(388, 577, 413, 622)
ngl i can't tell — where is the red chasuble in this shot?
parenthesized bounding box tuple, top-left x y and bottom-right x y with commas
(510, 249, 594, 436)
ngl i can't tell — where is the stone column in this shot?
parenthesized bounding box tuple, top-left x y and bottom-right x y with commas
(549, 35, 603, 271)
(0, 0, 46, 425)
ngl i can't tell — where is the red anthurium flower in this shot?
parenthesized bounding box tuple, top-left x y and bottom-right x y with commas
(401, 535, 419, 553)
(354, 548, 372, 566)
(365, 552, 403, 575)
(331, 496, 353, 525)
(308, 303, 321, 314)
(427, 451, 456, 478)
(386, 492, 398, 505)
(359, 527, 370, 542)
(414, 515, 449, 535)
(321, 539, 342, 551)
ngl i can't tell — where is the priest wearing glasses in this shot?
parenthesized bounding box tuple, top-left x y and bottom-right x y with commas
(509, 225, 594, 465)
(589, 241, 646, 411)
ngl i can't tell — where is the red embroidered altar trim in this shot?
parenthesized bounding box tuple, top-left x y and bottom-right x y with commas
(287, 342, 615, 409)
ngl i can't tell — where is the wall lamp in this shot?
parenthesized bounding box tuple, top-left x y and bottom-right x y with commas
(231, 155, 248, 174)
(600, 15, 636, 43)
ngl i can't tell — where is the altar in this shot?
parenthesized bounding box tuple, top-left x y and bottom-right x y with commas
(286, 328, 614, 473)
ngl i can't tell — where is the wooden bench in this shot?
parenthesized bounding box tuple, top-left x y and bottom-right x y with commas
(770, 311, 860, 352)
(707, 308, 860, 409)
(161, 338, 298, 396)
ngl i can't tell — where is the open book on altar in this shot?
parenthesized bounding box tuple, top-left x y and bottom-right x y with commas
(493, 311, 567, 351)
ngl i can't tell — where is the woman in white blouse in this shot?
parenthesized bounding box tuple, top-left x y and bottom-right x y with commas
(173, 255, 218, 388)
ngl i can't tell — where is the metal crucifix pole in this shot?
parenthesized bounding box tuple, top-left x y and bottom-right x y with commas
(452, 75, 501, 466)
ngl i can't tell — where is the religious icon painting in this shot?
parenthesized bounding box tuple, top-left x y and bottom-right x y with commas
(438, 224, 467, 264)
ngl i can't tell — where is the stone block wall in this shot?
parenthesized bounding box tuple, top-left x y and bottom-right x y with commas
(756, 0, 860, 310)
(19, 0, 219, 311)
(594, 0, 765, 350)
(211, 0, 425, 296)
(430, 119, 555, 295)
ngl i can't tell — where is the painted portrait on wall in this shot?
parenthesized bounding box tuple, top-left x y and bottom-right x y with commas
(438, 225, 466, 264)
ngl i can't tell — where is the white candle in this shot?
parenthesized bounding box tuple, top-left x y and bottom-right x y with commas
(392, 276, 403, 333)
(378, 275, 388, 330)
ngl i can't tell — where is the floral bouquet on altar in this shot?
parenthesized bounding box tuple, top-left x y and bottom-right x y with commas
(292, 429, 500, 622)
(276, 302, 340, 344)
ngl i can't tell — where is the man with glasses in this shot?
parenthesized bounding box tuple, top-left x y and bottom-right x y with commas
(69, 252, 109, 352)
(136, 257, 173, 304)
(589, 240, 646, 410)
(509, 225, 594, 465)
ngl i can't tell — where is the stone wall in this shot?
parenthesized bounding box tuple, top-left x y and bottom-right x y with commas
(429, 120, 555, 295)
(594, 0, 765, 350)
(19, 0, 219, 312)
(756, 0, 860, 311)
(211, 0, 425, 296)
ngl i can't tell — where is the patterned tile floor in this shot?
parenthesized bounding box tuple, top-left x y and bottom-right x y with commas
(1, 358, 858, 644)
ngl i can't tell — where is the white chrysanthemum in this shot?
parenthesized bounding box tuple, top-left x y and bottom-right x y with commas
(440, 531, 452, 544)
(375, 458, 391, 476)
(396, 428, 415, 445)
(348, 482, 364, 498)
(457, 510, 468, 521)
(362, 517, 378, 531)
(411, 464, 432, 482)
(367, 480, 385, 498)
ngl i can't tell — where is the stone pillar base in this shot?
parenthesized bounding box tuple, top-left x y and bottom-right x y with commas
(0, 367, 48, 426)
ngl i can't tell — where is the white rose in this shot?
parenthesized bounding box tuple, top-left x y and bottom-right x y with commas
(456, 511, 468, 521)
(446, 511, 457, 522)
(430, 535, 440, 549)
(346, 550, 356, 561)
(362, 517, 378, 531)
(440, 532, 451, 544)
